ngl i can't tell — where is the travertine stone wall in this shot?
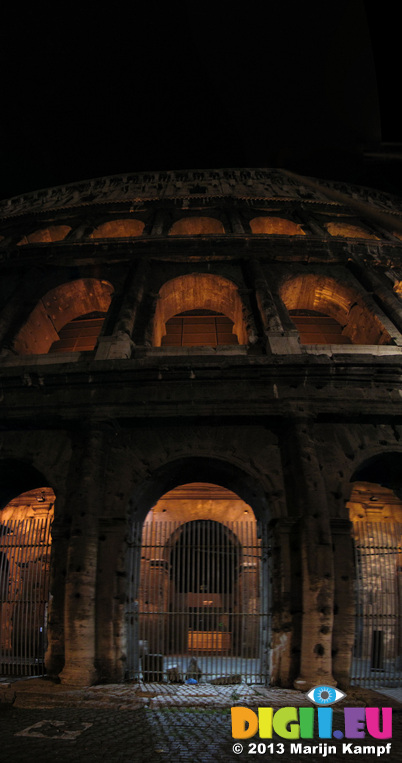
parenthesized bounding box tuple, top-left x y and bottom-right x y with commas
(0, 169, 401, 687)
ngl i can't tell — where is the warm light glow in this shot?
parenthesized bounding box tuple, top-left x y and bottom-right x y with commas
(250, 216, 305, 235)
(347, 482, 402, 523)
(161, 311, 239, 347)
(289, 310, 352, 344)
(169, 217, 225, 235)
(0, 487, 55, 522)
(325, 222, 379, 240)
(153, 273, 248, 346)
(17, 225, 71, 245)
(280, 274, 391, 345)
(13, 278, 114, 355)
(90, 219, 145, 238)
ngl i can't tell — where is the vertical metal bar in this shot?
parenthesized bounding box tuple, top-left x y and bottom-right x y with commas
(13, 520, 24, 676)
(191, 520, 195, 670)
(156, 520, 160, 678)
(216, 519, 220, 683)
(0, 521, 9, 673)
(171, 521, 175, 667)
(152, 519, 156, 682)
(353, 522, 362, 686)
(37, 518, 44, 674)
(229, 519, 233, 681)
(25, 517, 36, 674)
(141, 520, 146, 681)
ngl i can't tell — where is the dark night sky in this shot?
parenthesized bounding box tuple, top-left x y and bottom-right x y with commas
(1, 2, 400, 200)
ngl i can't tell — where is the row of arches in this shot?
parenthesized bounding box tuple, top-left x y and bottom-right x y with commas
(10, 216, 385, 245)
(0, 452, 401, 684)
(8, 272, 393, 357)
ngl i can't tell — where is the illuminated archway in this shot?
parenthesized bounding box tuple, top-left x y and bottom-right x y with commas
(17, 225, 71, 245)
(280, 274, 391, 345)
(12, 278, 114, 355)
(135, 482, 265, 681)
(250, 216, 305, 235)
(346, 454, 402, 685)
(90, 219, 144, 238)
(0, 461, 54, 676)
(153, 273, 248, 346)
(169, 217, 224, 235)
(325, 222, 379, 240)
(126, 457, 270, 682)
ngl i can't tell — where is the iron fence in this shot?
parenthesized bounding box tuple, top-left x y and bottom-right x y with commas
(0, 517, 52, 676)
(351, 521, 402, 687)
(127, 519, 271, 684)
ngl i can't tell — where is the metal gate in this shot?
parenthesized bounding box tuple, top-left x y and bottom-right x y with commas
(0, 517, 52, 676)
(127, 519, 270, 684)
(351, 521, 402, 687)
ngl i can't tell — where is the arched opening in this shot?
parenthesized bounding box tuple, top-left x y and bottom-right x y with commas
(289, 309, 352, 344)
(325, 222, 379, 240)
(250, 216, 305, 235)
(127, 466, 270, 684)
(90, 219, 145, 238)
(12, 278, 114, 355)
(347, 453, 402, 686)
(161, 310, 239, 347)
(17, 225, 71, 245)
(280, 274, 392, 345)
(153, 273, 248, 346)
(168, 217, 225, 235)
(0, 461, 54, 676)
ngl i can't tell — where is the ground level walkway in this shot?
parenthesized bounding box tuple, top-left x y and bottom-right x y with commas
(1, 679, 401, 762)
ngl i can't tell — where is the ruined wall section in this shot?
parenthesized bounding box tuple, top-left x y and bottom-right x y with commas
(0, 170, 402, 687)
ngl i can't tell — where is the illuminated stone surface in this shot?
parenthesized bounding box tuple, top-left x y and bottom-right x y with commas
(0, 168, 401, 689)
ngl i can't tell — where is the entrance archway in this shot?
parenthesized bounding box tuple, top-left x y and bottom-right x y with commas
(0, 462, 54, 677)
(127, 477, 270, 684)
(347, 454, 402, 687)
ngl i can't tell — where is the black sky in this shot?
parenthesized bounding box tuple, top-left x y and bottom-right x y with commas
(1, 2, 400, 201)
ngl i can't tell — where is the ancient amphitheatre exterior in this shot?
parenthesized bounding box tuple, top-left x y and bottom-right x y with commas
(0, 168, 401, 690)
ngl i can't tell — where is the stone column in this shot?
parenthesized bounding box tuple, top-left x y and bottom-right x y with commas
(0, 268, 44, 354)
(44, 517, 70, 677)
(59, 427, 106, 686)
(350, 260, 402, 343)
(95, 518, 127, 682)
(284, 416, 336, 689)
(246, 259, 301, 354)
(95, 259, 149, 359)
(269, 517, 300, 687)
(331, 518, 355, 687)
(229, 209, 245, 234)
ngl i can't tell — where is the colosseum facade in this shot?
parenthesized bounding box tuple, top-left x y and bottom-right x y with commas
(0, 168, 401, 689)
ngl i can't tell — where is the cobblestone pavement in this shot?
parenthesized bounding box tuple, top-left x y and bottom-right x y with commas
(1, 682, 401, 763)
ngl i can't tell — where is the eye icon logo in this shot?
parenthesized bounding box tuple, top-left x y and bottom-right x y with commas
(306, 686, 346, 705)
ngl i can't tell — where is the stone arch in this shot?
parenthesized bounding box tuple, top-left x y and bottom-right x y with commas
(152, 273, 248, 346)
(280, 273, 391, 345)
(351, 451, 402, 496)
(168, 217, 225, 235)
(0, 458, 54, 676)
(12, 278, 114, 355)
(325, 222, 379, 240)
(0, 458, 53, 510)
(17, 225, 71, 245)
(344, 452, 402, 684)
(90, 219, 145, 238)
(127, 460, 270, 681)
(128, 456, 269, 525)
(250, 216, 305, 235)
